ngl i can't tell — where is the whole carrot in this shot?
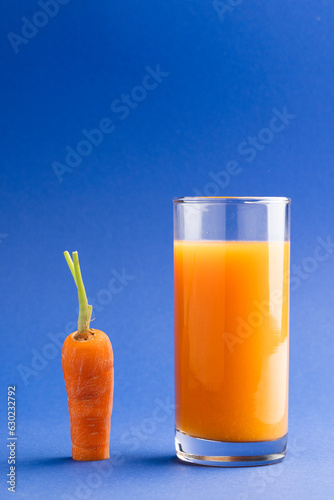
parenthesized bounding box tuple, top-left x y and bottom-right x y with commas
(62, 251, 114, 461)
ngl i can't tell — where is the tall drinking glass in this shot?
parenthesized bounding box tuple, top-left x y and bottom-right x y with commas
(174, 197, 290, 466)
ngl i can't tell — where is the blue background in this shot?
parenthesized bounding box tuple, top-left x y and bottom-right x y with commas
(1, 0, 334, 498)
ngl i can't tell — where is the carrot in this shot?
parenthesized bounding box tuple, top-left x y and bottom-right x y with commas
(62, 251, 114, 461)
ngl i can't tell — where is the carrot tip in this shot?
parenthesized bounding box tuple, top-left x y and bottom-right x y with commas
(72, 443, 110, 461)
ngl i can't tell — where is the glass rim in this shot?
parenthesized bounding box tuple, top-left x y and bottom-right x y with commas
(173, 196, 291, 205)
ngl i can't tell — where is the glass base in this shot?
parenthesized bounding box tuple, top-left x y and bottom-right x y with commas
(175, 429, 288, 467)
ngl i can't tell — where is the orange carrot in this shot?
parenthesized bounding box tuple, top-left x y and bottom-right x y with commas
(62, 251, 114, 461)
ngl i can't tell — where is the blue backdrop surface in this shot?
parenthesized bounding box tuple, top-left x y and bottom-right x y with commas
(1, 1, 334, 499)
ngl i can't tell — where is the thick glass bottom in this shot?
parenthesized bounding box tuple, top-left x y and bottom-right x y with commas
(175, 429, 287, 467)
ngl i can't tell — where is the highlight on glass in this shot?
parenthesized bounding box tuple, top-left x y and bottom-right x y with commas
(173, 197, 290, 466)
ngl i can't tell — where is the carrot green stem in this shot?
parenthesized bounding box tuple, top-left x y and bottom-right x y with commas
(64, 251, 92, 334)
(64, 251, 77, 285)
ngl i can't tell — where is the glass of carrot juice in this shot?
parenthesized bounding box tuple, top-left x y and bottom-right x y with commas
(174, 197, 290, 466)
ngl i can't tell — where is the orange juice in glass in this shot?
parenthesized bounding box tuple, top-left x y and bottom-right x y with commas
(174, 197, 290, 466)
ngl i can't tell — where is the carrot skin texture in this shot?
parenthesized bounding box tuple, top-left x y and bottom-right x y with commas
(62, 329, 114, 461)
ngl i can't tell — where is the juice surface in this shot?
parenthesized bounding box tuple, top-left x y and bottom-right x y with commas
(174, 240, 289, 442)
